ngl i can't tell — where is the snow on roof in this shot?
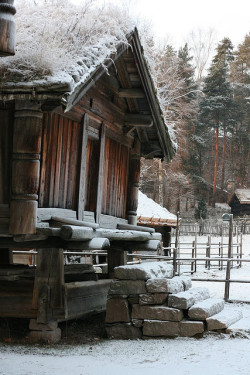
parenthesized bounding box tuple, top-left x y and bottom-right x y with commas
(0, 1, 134, 91)
(137, 191, 177, 226)
(235, 189, 250, 204)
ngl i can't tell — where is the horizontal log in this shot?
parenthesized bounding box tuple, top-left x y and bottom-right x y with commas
(118, 89, 145, 98)
(111, 239, 161, 252)
(117, 223, 155, 233)
(50, 216, 99, 229)
(65, 238, 110, 250)
(60, 225, 161, 242)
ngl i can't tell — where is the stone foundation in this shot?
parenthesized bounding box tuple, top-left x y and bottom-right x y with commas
(105, 262, 240, 339)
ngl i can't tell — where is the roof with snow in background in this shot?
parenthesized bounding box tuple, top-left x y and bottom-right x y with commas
(231, 189, 250, 204)
(137, 191, 177, 227)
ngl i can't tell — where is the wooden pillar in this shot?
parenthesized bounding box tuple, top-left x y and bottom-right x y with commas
(96, 122, 106, 224)
(126, 139, 140, 225)
(9, 101, 43, 234)
(0, 1, 16, 56)
(108, 247, 127, 277)
(77, 113, 89, 221)
(32, 248, 64, 324)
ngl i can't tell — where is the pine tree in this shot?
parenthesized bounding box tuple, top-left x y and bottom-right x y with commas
(198, 38, 237, 204)
(230, 34, 250, 187)
(195, 197, 207, 220)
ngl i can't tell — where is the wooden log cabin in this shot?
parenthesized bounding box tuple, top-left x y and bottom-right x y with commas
(0, 29, 174, 342)
(229, 189, 250, 217)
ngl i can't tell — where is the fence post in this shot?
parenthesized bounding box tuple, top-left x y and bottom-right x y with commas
(224, 214, 233, 301)
(173, 211, 180, 275)
(240, 232, 243, 268)
(194, 225, 198, 272)
(206, 235, 211, 270)
(191, 241, 195, 274)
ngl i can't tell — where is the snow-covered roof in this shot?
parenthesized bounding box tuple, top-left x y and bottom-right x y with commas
(234, 189, 250, 204)
(0, 2, 175, 161)
(137, 191, 177, 227)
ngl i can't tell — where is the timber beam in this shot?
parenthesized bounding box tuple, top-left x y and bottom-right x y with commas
(118, 88, 145, 98)
(124, 114, 153, 127)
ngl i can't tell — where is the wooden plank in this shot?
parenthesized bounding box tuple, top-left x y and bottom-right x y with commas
(118, 88, 145, 98)
(53, 114, 63, 206)
(50, 216, 99, 229)
(77, 113, 89, 220)
(37, 208, 76, 222)
(65, 280, 111, 319)
(96, 123, 106, 224)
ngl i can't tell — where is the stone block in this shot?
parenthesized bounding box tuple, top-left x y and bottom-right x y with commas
(114, 262, 173, 280)
(188, 298, 224, 320)
(109, 280, 146, 295)
(132, 304, 183, 321)
(106, 323, 142, 339)
(132, 319, 144, 328)
(180, 320, 204, 337)
(207, 309, 243, 331)
(27, 328, 61, 344)
(139, 293, 168, 305)
(143, 320, 179, 337)
(29, 320, 58, 331)
(105, 298, 130, 323)
(168, 287, 210, 309)
(128, 295, 139, 304)
(226, 317, 250, 334)
(179, 276, 192, 291)
(146, 277, 184, 294)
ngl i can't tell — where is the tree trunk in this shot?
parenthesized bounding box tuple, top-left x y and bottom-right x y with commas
(212, 127, 219, 206)
(221, 129, 226, 189)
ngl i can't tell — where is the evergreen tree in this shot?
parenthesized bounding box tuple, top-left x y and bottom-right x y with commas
(198, 38, 237, 204)
(230, 33, 250, 187)
(195, 197, 207, 220)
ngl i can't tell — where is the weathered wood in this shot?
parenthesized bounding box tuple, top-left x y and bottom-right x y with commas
(117, 223, 155, 233)
(9, 101, 43, 234)
(96, 123, 106, 223)
(0, 1, 16, 56)
(108, 247, 127, 276)
(65, 238, 110, 250)
(112, 239, 161, 252)
(0, 280, 36, 318)
(50, 216, 99, 229)
(65, 279, 111, 319)
(124, 114, 153, 127)
(78, 113, 89, 220)
(126, 139, 140, 225)
(32, 248, 64, 323)
(59, 225, 161, 242)
(37, 208, 77, 222)
(118, 89, 145, 98)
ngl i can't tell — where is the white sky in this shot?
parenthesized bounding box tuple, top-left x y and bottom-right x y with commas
(70, 0, 250, 49)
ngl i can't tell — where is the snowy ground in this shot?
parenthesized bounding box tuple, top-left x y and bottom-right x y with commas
(1, 235, 250, 375)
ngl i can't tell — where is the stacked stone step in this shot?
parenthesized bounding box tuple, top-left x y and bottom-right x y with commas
(105, 262, 242, 339)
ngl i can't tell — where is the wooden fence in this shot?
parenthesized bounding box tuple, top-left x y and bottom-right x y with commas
(176, 218, 250, 236)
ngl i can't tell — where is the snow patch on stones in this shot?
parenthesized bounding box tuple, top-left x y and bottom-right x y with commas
(114, 262, 173, 280)
(188, 298, 225, 320)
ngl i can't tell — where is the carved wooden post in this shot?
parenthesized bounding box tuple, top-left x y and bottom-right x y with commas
(0, 0, 16, 56)
(9, 101, 43, 234)
(126, 139, 140, 225)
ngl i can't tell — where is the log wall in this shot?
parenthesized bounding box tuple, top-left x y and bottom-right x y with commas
(0, 108, 13, 204)
(39, 113, 81, 210)
(102, 137, 129, 218)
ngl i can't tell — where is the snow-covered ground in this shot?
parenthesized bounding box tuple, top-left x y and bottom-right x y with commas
(1, 235, 250, 375)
